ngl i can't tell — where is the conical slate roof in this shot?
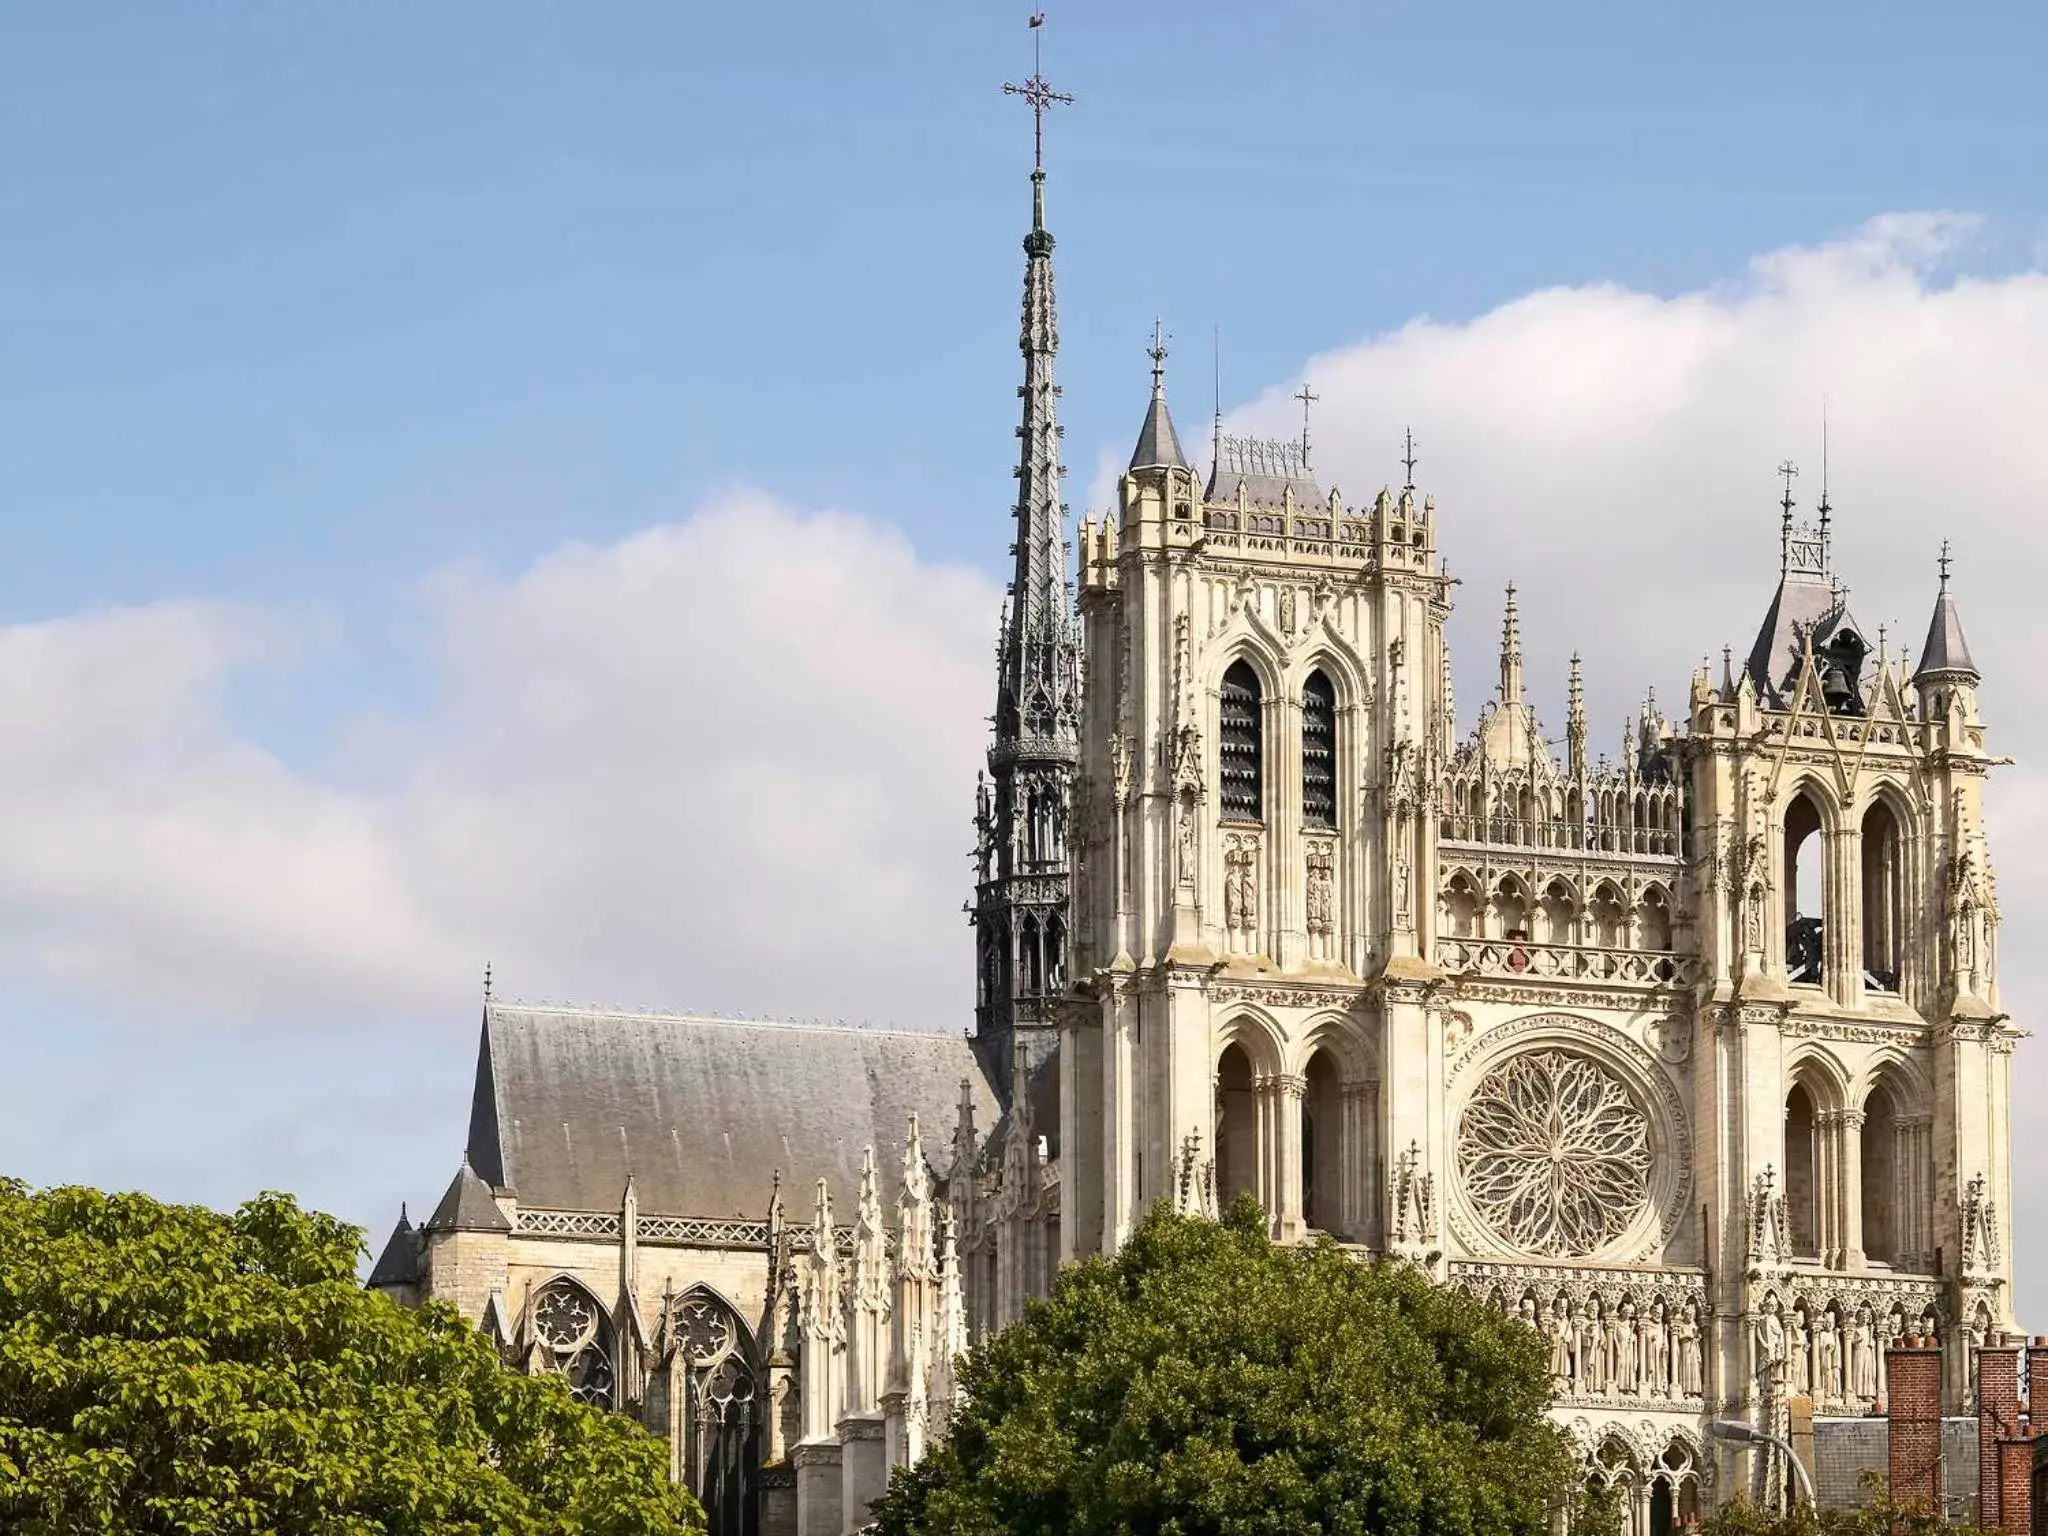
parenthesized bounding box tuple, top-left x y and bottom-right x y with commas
(1129, 385, 1189, 471)
(424, 1156, 511, 1234)
(1914, 585, 1979, 681)
(366, 1205, 421, 1288)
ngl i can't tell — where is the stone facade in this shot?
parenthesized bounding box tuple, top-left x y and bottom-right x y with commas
(371, 75, 2024, 1536)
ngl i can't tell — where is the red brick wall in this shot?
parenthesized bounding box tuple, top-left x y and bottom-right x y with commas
(2026, 1337, 2048, 1416)
(1887, 1338, 1944, 1515)
(1996, 1437, 2033, 1533)
(1983, 1346, 2023, 1522)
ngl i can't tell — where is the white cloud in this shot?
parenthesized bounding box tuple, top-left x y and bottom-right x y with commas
(0, 495, 998, 1031)
(4, 212, 2047, 1310)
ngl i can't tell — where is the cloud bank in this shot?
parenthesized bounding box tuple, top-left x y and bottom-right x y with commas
(4, 212, 2046, 1309)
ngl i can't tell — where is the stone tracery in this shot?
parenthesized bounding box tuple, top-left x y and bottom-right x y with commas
(1458, 1049, 1654, 1257)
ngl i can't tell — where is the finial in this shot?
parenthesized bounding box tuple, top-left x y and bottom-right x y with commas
(1003, 12, 1074, 197)
(1401, 427, 1418, 491)
(1818, 401, 1832, 538)
(1938, 539, 1953, 592)
(1777, 459, 1799, 518)
(1293, 380, 1319, 467)
(482, 961, 492, 1004)
(1148, 318, 1168, 395)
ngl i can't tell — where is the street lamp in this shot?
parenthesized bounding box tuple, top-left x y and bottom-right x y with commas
(1707, 1419, 1816, 1509)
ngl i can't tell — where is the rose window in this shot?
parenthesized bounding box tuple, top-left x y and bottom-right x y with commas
(1457, 1049, 1653, 1256)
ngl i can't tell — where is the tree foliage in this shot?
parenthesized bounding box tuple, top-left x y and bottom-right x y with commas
(0, 1179, 702, 1536)
(1699, 1482, 1997, 1536)
(873, 1197, 1580, 1536)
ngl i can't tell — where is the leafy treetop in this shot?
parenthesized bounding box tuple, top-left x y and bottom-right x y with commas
(873, 1196, 1585, 1536)
(0, 1178, 703, 1536)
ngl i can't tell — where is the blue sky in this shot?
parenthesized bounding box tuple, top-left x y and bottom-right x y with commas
(3, 3, 2048, 1308)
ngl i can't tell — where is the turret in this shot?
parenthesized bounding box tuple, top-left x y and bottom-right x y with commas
(1913, 540, 1981, 726)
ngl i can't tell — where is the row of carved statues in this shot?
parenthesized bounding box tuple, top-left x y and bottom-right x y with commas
(1470, 1284, 1707, 1402)
(1753, 1291, 1943, 1412)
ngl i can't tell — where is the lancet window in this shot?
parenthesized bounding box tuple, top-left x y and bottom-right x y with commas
(1784, 792, 1826, 983)
(1219, 661, 1264, 822)
(1214, 1044, 1258, 1206)
(1301, 670, 1336, 828)
(1861, 801, 1904, 991)
(669, 1289, 762, 1536)
(531, 1276, 616, 1409)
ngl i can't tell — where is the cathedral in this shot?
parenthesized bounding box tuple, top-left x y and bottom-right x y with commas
(367, 48, 2024, 1536)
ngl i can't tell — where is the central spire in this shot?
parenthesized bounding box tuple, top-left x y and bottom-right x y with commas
(975, 14, 1080, 1105)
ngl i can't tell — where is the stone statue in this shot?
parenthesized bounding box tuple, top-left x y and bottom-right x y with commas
(1547, 1297, 1574, 1385)
(1676, 1300, 1704, 1398)
(1612, 1300, 1640, 1395)
(1788, 1306, 1811, 1396)
(1813, 1310, 1841, 1408)
(1754, 1295, 1787, 1391)
(1644, 1299, 1671, 1398)
(1578, 1302, 1607, 1395)
(1849, 1304, 1878, 1404)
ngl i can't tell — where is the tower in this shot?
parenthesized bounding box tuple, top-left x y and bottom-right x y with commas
(971, 24, 1080, 1105)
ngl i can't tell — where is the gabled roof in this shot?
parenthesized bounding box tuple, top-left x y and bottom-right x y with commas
(465, 1001, 999, 1219)
(425, 1156, 512, 1234)
(1744, 575, 1868, 707)
(1914, 585, 1979, 681)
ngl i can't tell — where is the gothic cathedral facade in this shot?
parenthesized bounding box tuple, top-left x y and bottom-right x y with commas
(373, 91, 2021, 1536)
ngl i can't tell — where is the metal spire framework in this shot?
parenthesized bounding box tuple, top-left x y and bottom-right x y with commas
(975, 13, 1081, 1104)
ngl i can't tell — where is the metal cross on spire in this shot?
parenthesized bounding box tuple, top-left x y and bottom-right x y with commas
(1003, 14, 1074, 175)
(1148, 317, 1168, 392)
(1402, 426, 1419, 491)
(1294, 380, 1319, 464)
(1938, 538, 1953, 591)
(1777, 459, 1800, 516)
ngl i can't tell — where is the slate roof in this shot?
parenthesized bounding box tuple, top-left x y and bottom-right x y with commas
(1129, 386, 1189, 471)
(1914, 585, 1979, 680)
(366, 1207, 420, 1289)
(1204, 434, 1323, 509)
(1743, 575, 1867, 706)
(426, 1156, 512, 1233)
(465, 1001, 999, 1219)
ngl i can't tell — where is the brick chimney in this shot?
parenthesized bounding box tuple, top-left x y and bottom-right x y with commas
(1996, 1436, 2034, 1533)
(1981, 1341, 2024, 1522)
(1887, 1336, 1944, 1515)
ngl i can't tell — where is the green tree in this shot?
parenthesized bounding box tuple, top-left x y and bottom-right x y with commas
(1698, 1481, 1996, 1536)
(873, 1196, 1582, 1536)
(0, 1179, 702, 1536)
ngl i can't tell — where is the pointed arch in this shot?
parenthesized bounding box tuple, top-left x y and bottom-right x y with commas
(1537, 877, 1577, 946)
(1783, 783, 1830, 983)
(1301, 668, 1337, 829)
(528, 1273, 617, 1409)
(1860, 789, 1910, 991)
(668, 1285, 763, 1536)
(1219, 658, 1265, 824)
(1440, 868, 1482, 939)
(1491, 873, 1532, 940)
(1588, 880, 1627, 948)
(1636, 882, 1674, 951)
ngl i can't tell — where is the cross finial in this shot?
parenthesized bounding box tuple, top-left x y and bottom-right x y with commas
(1777, 459, 1800, 519)
(1003, 14, 1074, 178)
(482, 961, 492, 1004)
(1148, 317, 1168, 393)
(1938, 539, 1953, 592)
(1294, 380, 1319, 465)
(1401, 427, 1418, 491)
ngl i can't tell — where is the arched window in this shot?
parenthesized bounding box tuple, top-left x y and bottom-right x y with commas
(1637, 886, 1673, 951)
(1302, 1048, 1343, 1235)
(1862, 1080, 1899, 1265)
(1862, 802, 1904, 990)
(1785, 792, 1826, 983)
(1044, 913, 1067, 992)
(1491, 878, 1530, 941)
(1019, 915, 1043, 995)
(1214, 1043, 1258, 1207)
(1441, 873, 1481, 939)
(1301, 670, 1336, 828)
(1589, 883, 1626, 949)
(531, 1277, 617, 1409)
(1784, 1084, 1819, 1259)
(1538, 880, 1575, 946)
(1219, 661, 1264, 822)
(667, 1289, 763, 1536)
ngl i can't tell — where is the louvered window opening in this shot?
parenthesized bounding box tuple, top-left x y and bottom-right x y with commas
(1303, 671, 1336, 827)
(1220, 661, 1263, 822)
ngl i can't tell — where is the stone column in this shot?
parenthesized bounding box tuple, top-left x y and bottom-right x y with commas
(1273, 1073, 1306, 1241)
(1838, 1109, 1866, 1269)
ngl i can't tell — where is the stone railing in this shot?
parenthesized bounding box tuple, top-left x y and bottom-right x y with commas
(1435, 936, 1699, 989)
(1439, 813, 1682, 857)
(514, 1208, 876, 1254)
